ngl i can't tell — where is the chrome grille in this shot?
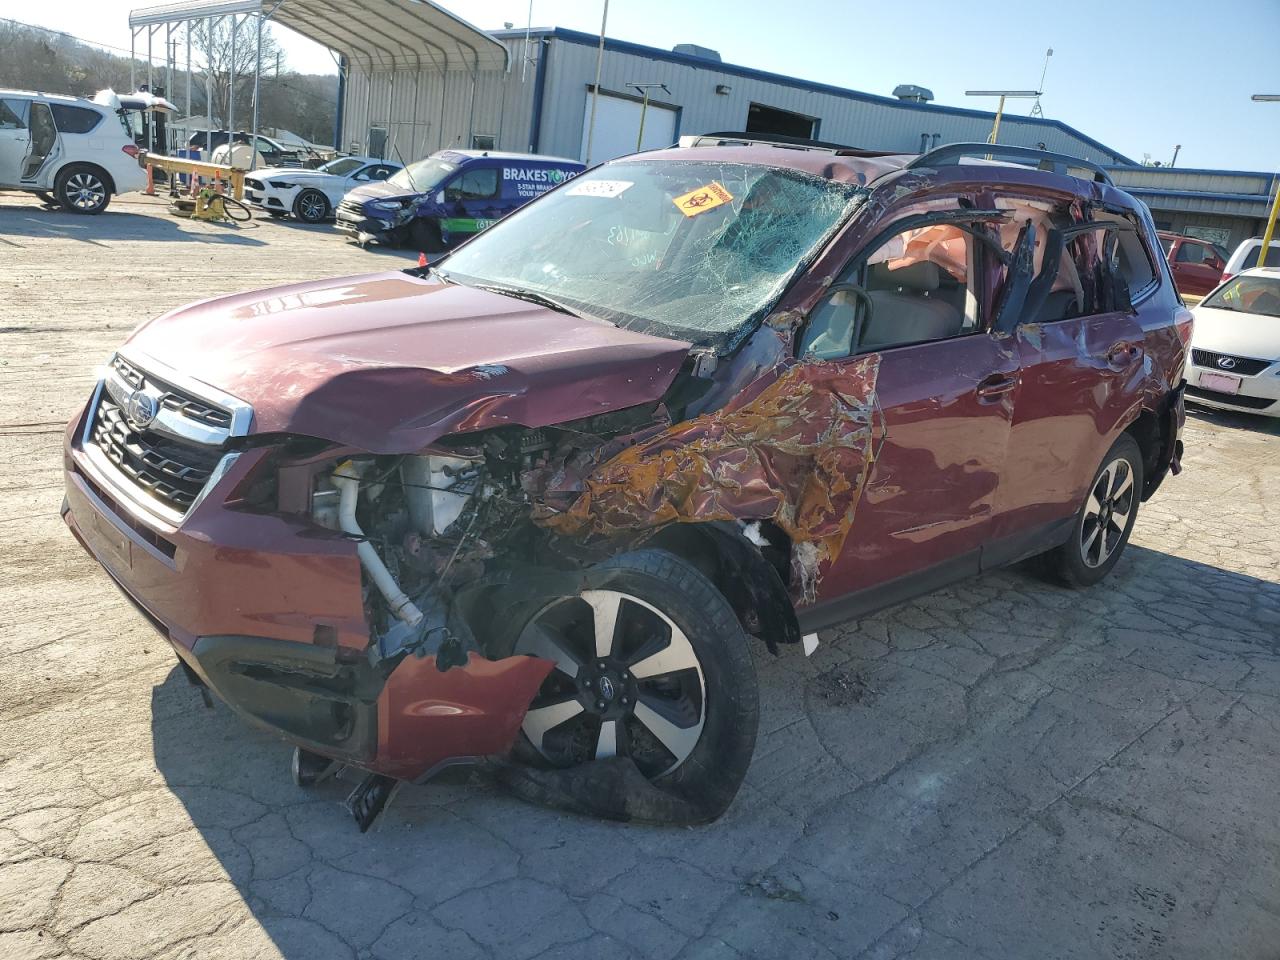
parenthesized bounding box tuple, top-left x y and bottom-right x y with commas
(85, 353, 250, 519)
(1191, 349, 1271, 377)
(90, 394, 223, 513)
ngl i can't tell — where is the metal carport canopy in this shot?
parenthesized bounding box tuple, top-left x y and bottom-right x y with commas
(128, 0, 511, 73)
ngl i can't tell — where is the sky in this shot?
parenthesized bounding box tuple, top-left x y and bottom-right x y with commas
(8, 0, 1280, 170)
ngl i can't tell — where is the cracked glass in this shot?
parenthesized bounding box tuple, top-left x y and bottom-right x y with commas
(440, 160, 862, 350)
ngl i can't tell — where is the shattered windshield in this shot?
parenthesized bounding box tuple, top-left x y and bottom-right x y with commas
(439, 160, 862, 348)
(388, 157, 456, 193)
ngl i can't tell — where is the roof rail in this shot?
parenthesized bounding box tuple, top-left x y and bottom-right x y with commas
(687, 131, 894, 157)
(905, 142, 1114, 185)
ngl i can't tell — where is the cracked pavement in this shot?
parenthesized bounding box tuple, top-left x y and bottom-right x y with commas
(2, 194, 1279, 959)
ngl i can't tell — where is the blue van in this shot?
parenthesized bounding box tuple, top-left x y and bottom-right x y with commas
(335, 149, 584, 250)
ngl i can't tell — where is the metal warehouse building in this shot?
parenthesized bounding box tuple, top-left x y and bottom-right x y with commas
(131, 0, 1274, 251)
(337, 25, 1133, 167)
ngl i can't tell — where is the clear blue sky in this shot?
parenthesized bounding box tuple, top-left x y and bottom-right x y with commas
(18, 0, 1280, 170)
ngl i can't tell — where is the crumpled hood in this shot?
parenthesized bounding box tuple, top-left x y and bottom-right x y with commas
(344, 181, 417, 205)
(124, 272, 691, 452)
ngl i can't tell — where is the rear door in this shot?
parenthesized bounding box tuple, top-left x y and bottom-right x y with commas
(798, 208, 1023, 605)
(990, 216, 1151, 548)
(20, 100, 58, 184)
(1174, 239, 1224, 295)
(0, 97, 31, 186)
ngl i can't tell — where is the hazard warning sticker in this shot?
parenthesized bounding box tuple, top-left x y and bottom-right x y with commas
(672, 181, 734, 217)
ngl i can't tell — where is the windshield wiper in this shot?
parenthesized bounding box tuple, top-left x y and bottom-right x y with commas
(467, 281, 582, 317)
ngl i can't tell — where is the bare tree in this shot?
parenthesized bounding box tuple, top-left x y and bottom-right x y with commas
(189, 18, 283, 129)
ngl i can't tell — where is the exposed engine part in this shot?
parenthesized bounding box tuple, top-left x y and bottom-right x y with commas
(402, 454, 480, 536)
(330, 460, 424, 627)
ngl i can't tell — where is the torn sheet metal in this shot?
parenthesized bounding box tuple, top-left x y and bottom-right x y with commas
(539, 357, 884, 594)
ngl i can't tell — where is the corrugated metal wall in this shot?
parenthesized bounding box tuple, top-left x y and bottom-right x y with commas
(534, 36, 1126, 164)
(339, 36, 539, 160)
(340, 31, 1128, 166)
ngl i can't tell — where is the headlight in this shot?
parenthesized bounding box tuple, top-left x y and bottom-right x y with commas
(369, 199, 403, 212)
(268, 180, 296, 189)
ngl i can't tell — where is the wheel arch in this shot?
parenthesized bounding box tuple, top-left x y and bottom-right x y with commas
(645, 521, 802, 654)
(57, 161, 116, 195)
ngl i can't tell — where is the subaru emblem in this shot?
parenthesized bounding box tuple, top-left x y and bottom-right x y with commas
(125, 389, 158, 429)
(1217, 356, 1237, 370)
(598, 676, 616, 701)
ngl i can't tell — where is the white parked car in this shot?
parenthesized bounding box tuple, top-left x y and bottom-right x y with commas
(1221, 236, 1280, 283)
(0, 88, 167, 214)
(244, 156, 401, 223)
(1184, 267, 1280, 417)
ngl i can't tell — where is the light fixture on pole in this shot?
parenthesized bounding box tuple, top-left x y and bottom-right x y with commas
(1029, 48, 1052, 118)
(965, 89, 1041, 145)
(625, 82, 670, 150)
(1252, 95, 1280, 266)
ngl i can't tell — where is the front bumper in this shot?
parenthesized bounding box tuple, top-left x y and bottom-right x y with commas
(335, 208, 397, 243)
(61, 400, 551, 780)
(244, 185, 291, 213)
(1184, 356, 1280, 416)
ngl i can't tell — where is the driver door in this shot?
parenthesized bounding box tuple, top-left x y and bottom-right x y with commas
(796, 209, 1025, 615)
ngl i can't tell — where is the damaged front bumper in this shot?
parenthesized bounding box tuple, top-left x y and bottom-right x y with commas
(61, 411, 552, 783)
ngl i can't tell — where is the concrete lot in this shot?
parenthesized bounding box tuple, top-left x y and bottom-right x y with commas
(2, 192, 1279, 960)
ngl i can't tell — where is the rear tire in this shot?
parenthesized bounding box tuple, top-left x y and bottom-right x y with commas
(498, 549, 758, 824)
(1041, 433, 1143, 588)
(293, 188, 329, 223)
(55, 165, 111, 215)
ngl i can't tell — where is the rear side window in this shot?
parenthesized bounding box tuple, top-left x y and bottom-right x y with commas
(1108, 226, 1157, 297)
(50, 104, 103, 134)
(0, 98, 27, 129)
(1175, 242, 1207, 264)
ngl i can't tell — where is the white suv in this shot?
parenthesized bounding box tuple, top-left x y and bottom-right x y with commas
(0, 89, 150, 214)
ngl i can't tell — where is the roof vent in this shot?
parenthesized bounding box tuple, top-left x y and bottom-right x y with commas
(673, 43, 721, 62)
(893, 84, 934, 104)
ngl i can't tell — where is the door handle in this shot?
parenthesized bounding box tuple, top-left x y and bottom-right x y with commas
(975, 373, 1018, 402)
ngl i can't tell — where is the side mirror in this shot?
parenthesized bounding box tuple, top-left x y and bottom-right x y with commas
(797, 282, 873, 360)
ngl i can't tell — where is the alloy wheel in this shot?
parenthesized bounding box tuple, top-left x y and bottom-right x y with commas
(65, 172, 105, 211)
(298, 191, 326, 220)
(514, 589, 706, 778)
(1080, 457, 1135, 568)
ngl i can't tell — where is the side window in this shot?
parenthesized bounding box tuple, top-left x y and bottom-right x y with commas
(1175, 242, 1206, 264)
(50, 104, 102, 134)
(0, 98, 27, 130)
(799, 220, 982, 359)
(445, 167, 498, 201)
(1108, 226, 1156, 296)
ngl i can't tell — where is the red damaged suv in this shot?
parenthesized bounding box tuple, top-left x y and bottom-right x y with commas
(63, 138, 1188, 827)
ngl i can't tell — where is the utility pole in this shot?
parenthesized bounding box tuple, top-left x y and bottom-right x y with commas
(584, 0, 610, 166)
(1253, 95, 1280, 267)
(965, 90, 1040, 147)
(625, 82, 669, 151)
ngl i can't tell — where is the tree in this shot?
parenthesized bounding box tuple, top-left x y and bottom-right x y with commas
(189, 17, 283, 129)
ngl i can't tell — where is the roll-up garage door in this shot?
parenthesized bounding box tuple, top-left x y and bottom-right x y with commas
(581, 91, 678, 162)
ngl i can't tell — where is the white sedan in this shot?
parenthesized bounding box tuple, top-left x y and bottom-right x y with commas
(1184, 266, 1280, 417)
(244, 156, 402, 223)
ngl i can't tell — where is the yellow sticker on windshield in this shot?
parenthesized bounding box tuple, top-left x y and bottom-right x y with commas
(672, 181, 734, 217)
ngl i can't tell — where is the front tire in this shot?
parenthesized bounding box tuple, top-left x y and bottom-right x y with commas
(56, 165, 111, 215)
(1043, 433, 1143, 588)
(500, 549, 759, 823)
(409, 218, 444, 253)
(292, 188, 329, 223)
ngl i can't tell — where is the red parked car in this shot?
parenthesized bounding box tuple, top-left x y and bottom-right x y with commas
(62, 139, 1188, 827)
(1159, 231, 1229, 297)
